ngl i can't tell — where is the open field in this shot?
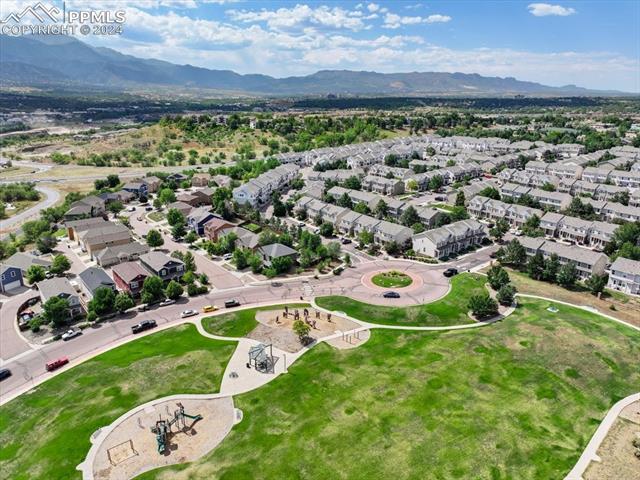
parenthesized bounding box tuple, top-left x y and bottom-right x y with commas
(202, 303, 309, 337)
(492, 267, 640, 328)
(2, 199, 39, 218)
(316, 273, 482, 326)
(0, 166, 33, 179)
(137, 298, 640, 480)
(371, 271, 413, 288)
(0, 324, 236, 480)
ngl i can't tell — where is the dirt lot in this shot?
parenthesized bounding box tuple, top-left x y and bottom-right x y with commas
(584, 401, 640, 480)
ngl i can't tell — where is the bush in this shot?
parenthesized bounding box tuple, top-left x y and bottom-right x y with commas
(86, 311, 97, 322)
(468, 294, 499, 319)
(333, 267, 343, 275)
(29, 317, 42, 332)
(496, 284, 516, 306)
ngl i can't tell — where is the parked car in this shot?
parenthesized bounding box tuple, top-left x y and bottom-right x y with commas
(137, 304, 150, 312)
(181, 309, 198, 318)
(127, 206, 136, 212)
(489, 251, 498, 259)
(202, 305, 218, 313)
(0, 368, 12, 381)
(341, 238, 352, 245)
(383, 291, 400, 298)
(435, 196, 446, 201)
(222, 253, 233, 261)
(145, 206, 153, 211)
(131, 319, 157, 334)
(443, 268, 458, 277)
(514, 230, 523, 237)
(46, 357, 69, 372)
(61, 328, 82, 341)
(224, 299, 241, 308)
(159, 299, 176, 307)
(298, 222, 306, 228)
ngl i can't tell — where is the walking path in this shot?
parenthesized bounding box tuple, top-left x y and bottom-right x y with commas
(564, 392, 640, 480)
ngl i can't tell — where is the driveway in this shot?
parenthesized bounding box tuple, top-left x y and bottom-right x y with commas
(0, 289, 38, 362)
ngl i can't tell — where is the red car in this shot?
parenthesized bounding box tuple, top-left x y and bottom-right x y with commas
(45, 357, 69, 372)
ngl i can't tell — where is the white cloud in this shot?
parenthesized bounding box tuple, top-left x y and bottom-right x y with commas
(383, 12, 451, 28)
(226, 4, 368, 31)
(367, 3, 380, 12)
(527, 3, 576, 17)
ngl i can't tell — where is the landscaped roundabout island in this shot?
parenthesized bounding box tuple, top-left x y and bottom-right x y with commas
(370, 270, 414, 289)
(1, 274, 639, 480)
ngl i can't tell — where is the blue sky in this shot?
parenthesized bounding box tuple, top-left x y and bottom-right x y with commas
(3, 1, 639, 91)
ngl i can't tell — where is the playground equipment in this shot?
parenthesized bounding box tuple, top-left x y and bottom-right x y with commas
(248, 343, 275, 373)
(150, 402, 202, 454)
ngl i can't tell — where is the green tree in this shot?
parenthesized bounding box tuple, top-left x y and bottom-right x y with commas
(171, 222, 186, 239)
(557, 262, 578, 288)
(114, 292, 135, 313)
(88, 287, 116, 316)
(542, 253, 560, 282)
(50, 254, 71, 276)
(353, 201, 370, 214)
(42, 296, 69, 326)
(292, 319, 311, 343)
(36, 234, 57, 254)
(585, 273, 609, 295)
(146, 229, 164, 248)
(107, 201, 124, 215)
(490, 218, 509, 242)
(184, 231, 199, 244)
(527, 252, 545, 280)
(400, 205, 420, 227)
(344, 176, 361, 190)
(406, 179, 418, 191)
(26, 265, 46, 284)
(319, 222, 334, 238)
(249, 254, 263, 273)
(502, 239, 527, 267)
(343, 253, 351, 266)
(450, 206, 469, 221)
(428, 175, 444, 191)
(106, 174, 120, 187)
(496, 284, 516, 306)
(165, 280, 184, 300)
(141, 276, 165, 304)
(374, 199, 389, 219)
(468, 294, 499, 319)
(271, 255, 293, 274)
(455, 191, 466, 207)
(487, 265, 510, 290)
(522, 215, 543, 237)
(158, 188, 176, 204)
(166, 208, 185, 226)
(233, 248, 249, 270)
(337, 193, 353, 209)
(358, 230, 374, 246)
(479, 187, 501, 200)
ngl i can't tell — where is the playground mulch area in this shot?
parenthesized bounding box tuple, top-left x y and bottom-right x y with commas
(249, 307, 360, 353)
(93, 397, 235, 480)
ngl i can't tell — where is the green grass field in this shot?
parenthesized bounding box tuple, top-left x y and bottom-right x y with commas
(316, 273, 483, 326)
(202, 303, 310, 337)
(137, 298, 640, 480)
(371, 270, 413, 288)
(147, 211, 165, 222)
(0, 325, 236, 480)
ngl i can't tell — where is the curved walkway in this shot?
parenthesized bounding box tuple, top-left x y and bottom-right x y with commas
(564, 392, 640, 480)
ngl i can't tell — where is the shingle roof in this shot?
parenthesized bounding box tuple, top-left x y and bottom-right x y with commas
(4, 252, 52, 271)
(78, 267, 115, 294)
(259, 243, 297, 259)
(37, 277, 76, 300)
(112, 261, 149, 282)
(140, 251, 183, 272)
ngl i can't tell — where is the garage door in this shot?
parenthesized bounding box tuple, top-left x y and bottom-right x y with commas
(3, 280, 22, 291)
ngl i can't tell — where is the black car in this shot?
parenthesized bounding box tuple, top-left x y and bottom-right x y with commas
(224, 299, 241, 308)
(383, 291, 400, 298)
(131, 319, 157, 334)
(145, 206, 153, 211)
(341, 238, 352, 245)
(443, 268, 458, 277)
(0, 368, 12, 381)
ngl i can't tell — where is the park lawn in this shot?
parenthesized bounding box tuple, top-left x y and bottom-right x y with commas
(202, 303, 310, 337)
(147, 211, 165, 222)
(136, 298, 640, 480)
(371, 271, 413, 288)
(316, 273, 484, 326)
(494, 267, 640, 328)
(0, 324, 236, 480)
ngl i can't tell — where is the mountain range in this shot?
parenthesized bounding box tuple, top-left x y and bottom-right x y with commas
(0, 35, 626, 97)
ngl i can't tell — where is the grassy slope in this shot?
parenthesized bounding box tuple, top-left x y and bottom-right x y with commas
(202, 303, 310, 337)
(138, 299, 640, 480)
(0, 324, 236, 480)
(316, 273, 484, 326)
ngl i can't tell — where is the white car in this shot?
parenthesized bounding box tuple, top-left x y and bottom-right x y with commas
(181, 309, 198, 318)
(61, 328, 82, 341)
(222, 253, 233, 261)
(127, 206, 136, 212)
(159, 299, 176, 307)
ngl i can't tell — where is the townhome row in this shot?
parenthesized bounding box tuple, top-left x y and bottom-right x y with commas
(539, 212, 619, 251)
(499, 184, 573, 211)
(581, 199, 640, 223)
(232, 163, 300, 207)
(468, 196, 543, 228)
(524, 160, 640, 189)
(294, 196, 414, 246)
(411, 220, 488, 259)
(607, 257, 640, 295)
(408, 163, 482, 191)
(518, 236, 609, 279)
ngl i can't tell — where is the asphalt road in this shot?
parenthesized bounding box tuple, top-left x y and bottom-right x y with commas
(0, 245, 495, 404)
(0, 185, 61, 239)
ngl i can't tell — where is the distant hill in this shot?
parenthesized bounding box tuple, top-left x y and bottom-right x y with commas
(0, 35, 626, 97)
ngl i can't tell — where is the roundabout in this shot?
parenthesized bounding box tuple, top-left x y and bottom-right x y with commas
(370, 270, 414, 289)
(361, 268, 425, 294)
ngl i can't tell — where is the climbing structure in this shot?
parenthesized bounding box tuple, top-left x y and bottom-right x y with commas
(150, 402, 203, 454)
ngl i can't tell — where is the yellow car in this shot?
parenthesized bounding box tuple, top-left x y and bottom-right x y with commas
(202, 305, 218, 313)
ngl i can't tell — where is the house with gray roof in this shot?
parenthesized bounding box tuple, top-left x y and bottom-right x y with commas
(1, 264, 23, 293)
(258, 243, 298, 267)
(139, 252, 184, 282)
(3, 252, 52, 276)
(37, 277, 83, 317)
(78, 267, 116, 298)
(607, 257, 640, 295)
(187, 207, 217, 235)
(373, 220, 413, 246)
(77, 222, 132, 259)
(95, 242, 149, 268)
(411, 219, 486, 259)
